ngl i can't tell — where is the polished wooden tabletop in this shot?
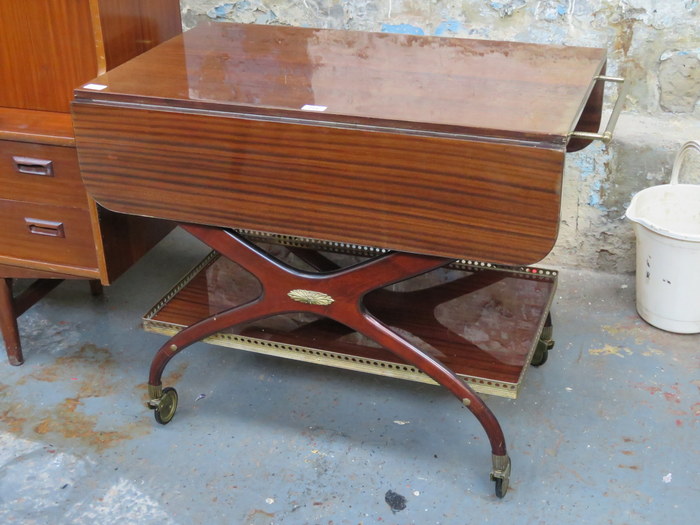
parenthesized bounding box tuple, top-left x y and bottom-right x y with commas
(75, 22, 605, 144)
(73, 23, 607, 264)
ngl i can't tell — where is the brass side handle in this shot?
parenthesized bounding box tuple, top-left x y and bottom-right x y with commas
(12, 156, 54, 177)
(24, 217, 65, 238)
(568, 75, 628, 145)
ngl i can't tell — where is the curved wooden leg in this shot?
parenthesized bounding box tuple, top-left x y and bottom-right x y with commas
(0, 278, 23, 366)
(147, 296, 283, 424)
(148, 297, 277, 389)
(154, 225, 511, 494)
(336, 306, 510, 496)
(341, 307, 506, 452)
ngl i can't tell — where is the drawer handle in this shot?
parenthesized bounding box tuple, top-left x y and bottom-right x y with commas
(24, 218, 65, 238)
(12, 156, 54, 177)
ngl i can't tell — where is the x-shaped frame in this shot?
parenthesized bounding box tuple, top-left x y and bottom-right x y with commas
(147, 224, 511, 496)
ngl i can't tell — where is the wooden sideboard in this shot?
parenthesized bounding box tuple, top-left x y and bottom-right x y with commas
(0, 0, 182, 365)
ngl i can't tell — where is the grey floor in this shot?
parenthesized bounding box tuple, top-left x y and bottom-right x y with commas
(1, 228, 698, 524)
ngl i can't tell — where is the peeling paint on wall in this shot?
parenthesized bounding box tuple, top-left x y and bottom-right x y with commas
(659, 51, 700, 113)
(380, 23, 425, 35)
(434, 19, 462, 36)
(206, 2, 234, 19)
(535, 1, 569, 21)
(487, 1, 527, 18)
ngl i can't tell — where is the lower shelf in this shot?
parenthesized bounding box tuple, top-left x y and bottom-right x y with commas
(143, 245, 557, 399)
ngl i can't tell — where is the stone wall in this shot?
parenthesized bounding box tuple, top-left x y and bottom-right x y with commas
(179, 0, 700, 272)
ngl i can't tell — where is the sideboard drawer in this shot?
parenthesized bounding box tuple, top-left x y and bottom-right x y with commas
(0, 141, 88, 208)
(0, 199, 98, 269)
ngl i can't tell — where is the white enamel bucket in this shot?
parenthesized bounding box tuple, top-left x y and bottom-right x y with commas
(625, 140, 700, 333)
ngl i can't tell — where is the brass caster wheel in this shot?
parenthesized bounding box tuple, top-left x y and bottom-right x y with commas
(531, 313, 554, 367)
(491, 454, 511, 499)
(152, 387, 178, 425)
(531, 338, 551, 367)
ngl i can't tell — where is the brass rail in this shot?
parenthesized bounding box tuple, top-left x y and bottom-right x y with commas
(569, 75, 627, 145)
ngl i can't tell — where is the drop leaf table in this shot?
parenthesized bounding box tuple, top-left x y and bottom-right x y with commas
(71, 22, 624, 497)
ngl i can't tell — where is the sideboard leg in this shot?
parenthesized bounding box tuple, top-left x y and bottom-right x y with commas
(0, 278, 64, 365)
(89, 280, 104, 296)
(0, 278, 23, 366)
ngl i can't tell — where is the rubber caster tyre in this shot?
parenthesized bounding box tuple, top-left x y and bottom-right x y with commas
(494, 476, 509, 498)
(154, 387, 178, 425)
(491, 455, 511, 498)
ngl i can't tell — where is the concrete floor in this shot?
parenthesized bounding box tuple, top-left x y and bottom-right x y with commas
(1, 228, 699, 524)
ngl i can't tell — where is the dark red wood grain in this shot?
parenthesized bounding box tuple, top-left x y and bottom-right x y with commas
(73, 102, 565, 264)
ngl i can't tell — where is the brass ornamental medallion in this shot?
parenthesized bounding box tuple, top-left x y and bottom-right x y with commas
(287, 289, 335, 306)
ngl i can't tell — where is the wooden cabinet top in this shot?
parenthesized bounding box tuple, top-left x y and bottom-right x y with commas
(74, 22, 606, 146)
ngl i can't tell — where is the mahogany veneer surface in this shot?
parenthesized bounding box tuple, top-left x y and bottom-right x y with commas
(0, 199, 98, 270)
(73, 22, 606, 265)
(0, 108, 75, 146)
(0, 0, 96, 113)
(74, 22, 605, 141)
(0, 0, 182, 113)
(0, 140, 88, 207)
(0, 263, 92, 280)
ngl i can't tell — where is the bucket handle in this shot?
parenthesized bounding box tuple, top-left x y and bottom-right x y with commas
(568, 75, 628, 145)
(671, 140, 700, 185)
